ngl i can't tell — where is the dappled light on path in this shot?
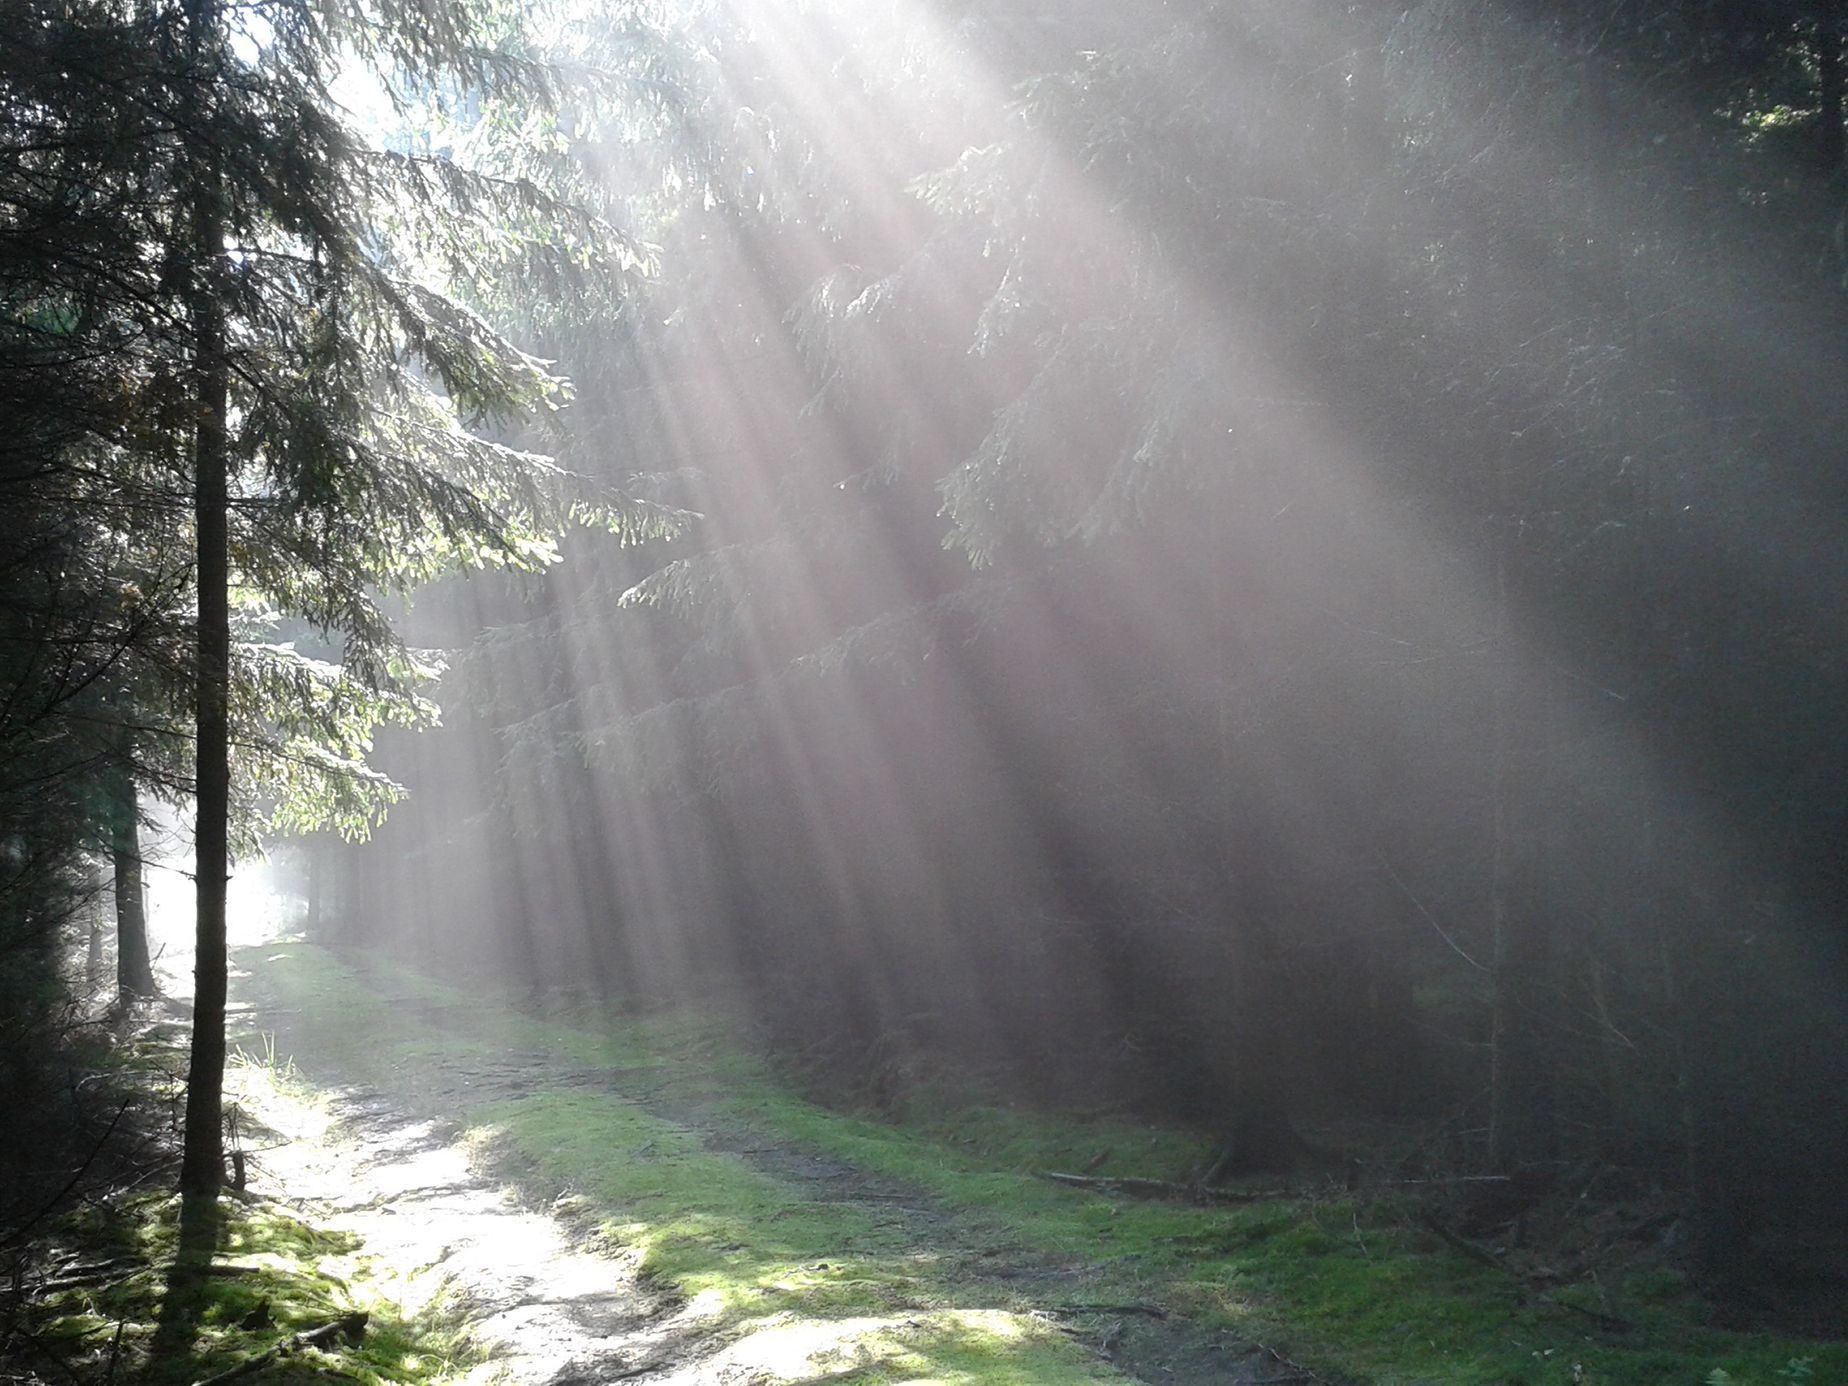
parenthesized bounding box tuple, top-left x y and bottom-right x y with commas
(231, 1059, 689, 1383)
(227, 967, 1151, 1384)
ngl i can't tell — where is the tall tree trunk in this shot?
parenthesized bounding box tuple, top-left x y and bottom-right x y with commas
(86, 896, 106, 989)
(177, 0, 230, 1256)
(1817, 4, 1845, 178)
(1486, 500, 1555, 1172)
(305, 839, 322, 934)
(113, 777, 155, 1001)
(1202, 494, 1300, 1180)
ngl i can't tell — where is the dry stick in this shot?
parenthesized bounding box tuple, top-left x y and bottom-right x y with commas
(1036, 1172, 1287, 1204)
(188, 1310, 368, 1386)
(1055, 1302, 1170, 1319)
(1420, 1216, 1637, 1331)
(104, 1321, 124, 1386)
(36, 1256, 141, 1290)
(604, 1357, 672, 1380)
(1377, 1175, 1512, 1186)
(1545, 1296, 1635, 1333)
(1546, 1209, 1678, 1284)
(1350, 1208, 1373, 1261)
(20, 1326, 88, 1386)
(1418, 1213, 1507, 1272)
(1251, 1339, 1337, 1386)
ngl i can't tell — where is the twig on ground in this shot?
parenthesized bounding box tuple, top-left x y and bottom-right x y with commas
(1418, 1213, 1508, 1273)
(1037, 1172, 1287, 1204)
(1377, 1175, 1512, 1186)
(1544, 1296, 1635, 1333)
(604, 1356, 671, 1380)
(36, 1256, 140, 1291)
(18, 1326, 87, 1386)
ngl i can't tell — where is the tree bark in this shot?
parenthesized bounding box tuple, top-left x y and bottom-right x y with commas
(1817, 4, 1845, 179)
(112, 777, 155, 1001)
(177, 0, 230, 1259)
(305, 839, 322, 934)
(1486, 495, 1555, 1173)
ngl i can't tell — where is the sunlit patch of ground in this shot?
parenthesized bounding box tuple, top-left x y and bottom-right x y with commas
(228, 963, 1123, 1384)
(671, 1308, 1073, 1385)
(229, 1054, 690, 1383)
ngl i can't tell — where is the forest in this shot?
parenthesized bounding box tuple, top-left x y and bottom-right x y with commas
(2, 1, 1845, 1383)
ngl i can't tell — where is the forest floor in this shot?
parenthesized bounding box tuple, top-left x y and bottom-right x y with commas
(227, 948, 1292, 1385)
(216, 942, 1842, 1386)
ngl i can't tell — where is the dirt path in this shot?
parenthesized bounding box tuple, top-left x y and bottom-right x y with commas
(228, 979, 1329, 1386)
(234, 1051, 695, 1383)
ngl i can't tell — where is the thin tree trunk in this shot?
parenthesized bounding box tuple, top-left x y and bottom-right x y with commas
(113, 778, 155, 1001)
(1486, 500, 1555, 1172)
(86, 896, 106, 989)
(303, 836, 323, 934)
(1817, 5, 1845, 178)
(1486, 536, 1518, 1168)
(177, 0, 230, 1257)
(1203, 491, 1300, 1179)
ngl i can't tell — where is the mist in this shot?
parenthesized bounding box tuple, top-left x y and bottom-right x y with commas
(8, 0, 1840, 1371)
(283, 0, 1848, 1308)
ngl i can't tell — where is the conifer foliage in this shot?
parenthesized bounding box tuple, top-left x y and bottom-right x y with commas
(2, 0, 667, 1246)
(355, 0, 1848, 1296)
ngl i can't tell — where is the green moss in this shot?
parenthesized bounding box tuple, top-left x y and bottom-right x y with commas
(243, 944, 1848, 1386)
(20, 1194, 472, 1386)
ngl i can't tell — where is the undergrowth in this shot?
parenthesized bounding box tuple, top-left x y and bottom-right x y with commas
(6, 1193, 468, 1386)
(1, 1009, 473, 1386)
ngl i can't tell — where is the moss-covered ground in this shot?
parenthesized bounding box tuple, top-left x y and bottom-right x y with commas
(240, 943, 1845, 1386)
(7, 1035, 475, 1386)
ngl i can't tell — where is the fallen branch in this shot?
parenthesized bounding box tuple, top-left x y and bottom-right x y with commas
(36, 1256, 142, 1291)
(605, 1356, 671, 1380)
(1054, 1302, 1169, 1319)
(1543, 1210, 1679, 1285)
(1418, 1213, 1508, 1273)
(1378, 1175, 1513, 1186)
(1544, 1296, 1635, 1333)
(1249, 1339, 1338, 1386)
(19, 1325, 88, 1386)
(104, 1320, 124, 1386)
(188, 1310, 368, 1386)
(1037, 1172, 1287, 1205)
(1417, 1212, 1643, 1336)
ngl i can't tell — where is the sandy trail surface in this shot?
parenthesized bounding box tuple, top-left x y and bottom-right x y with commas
(236, 1058, 698, 1384)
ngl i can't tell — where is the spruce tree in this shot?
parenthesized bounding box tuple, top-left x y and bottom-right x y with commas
(8, 0, 671, 1257)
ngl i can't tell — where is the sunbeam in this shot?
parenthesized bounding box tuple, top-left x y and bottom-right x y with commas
(8, 0, 1843, 1377)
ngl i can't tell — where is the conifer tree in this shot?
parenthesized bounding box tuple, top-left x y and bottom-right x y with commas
(8, 0, 673, 1256)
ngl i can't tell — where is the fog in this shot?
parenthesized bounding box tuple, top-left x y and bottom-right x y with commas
(276, 0, 1844, 1287)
